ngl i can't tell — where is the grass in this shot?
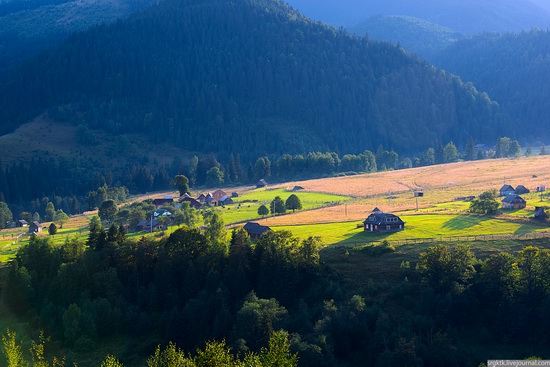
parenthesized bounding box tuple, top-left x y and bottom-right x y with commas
(271, 213, 550, 246)
(216, 188, 350, 225)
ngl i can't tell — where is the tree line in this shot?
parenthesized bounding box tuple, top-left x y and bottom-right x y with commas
(0, 135, 531, 225)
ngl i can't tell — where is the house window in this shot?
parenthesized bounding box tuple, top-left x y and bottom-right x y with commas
(386, 225, 391, 230)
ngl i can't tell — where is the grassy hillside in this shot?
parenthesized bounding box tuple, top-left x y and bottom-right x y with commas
(2, 156, 549, 264)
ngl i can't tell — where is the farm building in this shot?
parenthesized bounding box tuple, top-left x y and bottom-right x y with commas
(363, 210, 405, 233)
(515, 185, 530, 195)
(499, 185, 516, 197)
(243, 221, 271, 239)
(256, 179, 268, 188)
(212, 189, 228, 201)
(197, 193, 207, 203)
(205, 193, 218, 206)
(535, 207, 548, 220)
(28, 222, 42, 233)
(153, 209, 172, 217)
(292, 186, 304, 191)
(153, 197, 174, 208)
(17, 220, 28, 227)
(135, 219, 168, 232)
(536, 185, 547, 192)
(219, 195, 233, 205)
(179, 195, 202, 209)
(501, 195, 526, 209)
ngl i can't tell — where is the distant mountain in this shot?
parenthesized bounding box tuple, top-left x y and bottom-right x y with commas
(530, 0, 550, 13)
(0, 0, 510, 164)
(0, 0, 154, 76)
(285, 0, 550, 33)
(350, 15, 464, 60)
(434, 30, 550, 143)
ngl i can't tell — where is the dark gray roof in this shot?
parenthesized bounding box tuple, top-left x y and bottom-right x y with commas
(535, 207, 548, 218)
(502, 195, 526, 204)
(363, 212, 404, 226)
(515, 185, 530, 194)
(243, 221, 271, 236)
(500, 184, 515, 192)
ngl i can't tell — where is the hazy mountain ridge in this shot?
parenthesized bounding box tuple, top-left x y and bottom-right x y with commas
(434, 29, 550, 143)
(0, 0, 154, 75)
(350, 15, 464, 60)
(285, 0, 550, 33)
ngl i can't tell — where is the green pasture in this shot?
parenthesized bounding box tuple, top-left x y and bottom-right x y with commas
(272, 213, 550, 246)
(235, 188, 350, 208)
(217, 188, 351, 225)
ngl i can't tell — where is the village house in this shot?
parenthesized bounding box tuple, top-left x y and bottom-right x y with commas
(135, 218, 169, 232)
(153, 196, 174, 208)
(499, 184, 516, 197)
(212, 189, 228, 201)
(501, 195, 526, 209)
(535, 207, 548, 220)
(28, 221, 42, 233)
(536, 185, 547, 192)
(515, 185, 530, 195)
(363, 209, 405, 233)
(179, 194, 203, 209)
(243, 221, 271, 239)
(153, 209, 172, 217)
(17, 220, 28, 227)
(205, 193, 218, 207)
(256, 179, 268, 188)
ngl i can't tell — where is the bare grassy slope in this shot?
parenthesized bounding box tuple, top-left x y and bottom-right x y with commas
(266, 156, 550, 225)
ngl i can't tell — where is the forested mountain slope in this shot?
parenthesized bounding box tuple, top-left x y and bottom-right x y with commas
(434, 30, 550, 143)
(0, 0, 154, 76)
(0, 0, 509, 160)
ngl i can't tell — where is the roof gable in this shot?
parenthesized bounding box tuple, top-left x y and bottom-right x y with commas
(502, 195, 525, 203)
(500, 184, 515, 192)
(243, 221, 271, 235)
(363, 212, 404, 225)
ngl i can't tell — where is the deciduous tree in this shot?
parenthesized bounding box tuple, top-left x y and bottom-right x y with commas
(285, 194, 302, 212)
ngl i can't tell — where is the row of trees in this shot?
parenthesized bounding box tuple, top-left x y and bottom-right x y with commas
(2, 329, 297, 367)
(0, 134, 530, 221)
(258, 195, 303, 217)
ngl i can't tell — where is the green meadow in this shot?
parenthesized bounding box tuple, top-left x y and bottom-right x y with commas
(216, 188, 351, 225)
(272, 213, 550, 246)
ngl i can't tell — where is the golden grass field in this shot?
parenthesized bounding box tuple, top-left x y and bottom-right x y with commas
(264, 156, 550, 225)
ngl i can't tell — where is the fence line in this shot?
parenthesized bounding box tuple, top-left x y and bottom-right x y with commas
(339, 231, 550, 247)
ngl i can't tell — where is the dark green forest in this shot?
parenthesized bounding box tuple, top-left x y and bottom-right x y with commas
(0, 0, 510, 159)
(3, 221, 550, 366)
(435, 29, 550, 143)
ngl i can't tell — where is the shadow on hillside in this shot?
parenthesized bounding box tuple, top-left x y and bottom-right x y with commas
(441, 215, 491, 231)
(335, 229, 395, 246)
